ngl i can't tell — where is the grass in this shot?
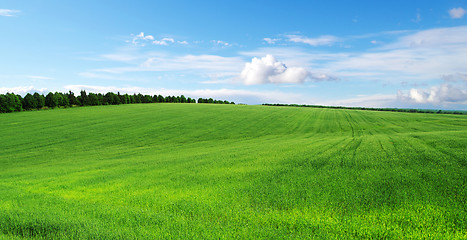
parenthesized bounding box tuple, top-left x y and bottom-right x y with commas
(0, 103, 466, 239)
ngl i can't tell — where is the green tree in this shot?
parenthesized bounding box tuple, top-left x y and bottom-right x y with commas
(0, 93, 22, 112)
(88, 93, 100, 106)
(33, 93, 45, 109)
(22, 93, 37, 110)
(45, 92, 58, 108)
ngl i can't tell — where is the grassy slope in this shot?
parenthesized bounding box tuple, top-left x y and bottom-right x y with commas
(0, 104, 466, 239)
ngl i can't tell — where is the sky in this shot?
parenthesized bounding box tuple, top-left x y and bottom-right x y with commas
(1, 0, 467, 109)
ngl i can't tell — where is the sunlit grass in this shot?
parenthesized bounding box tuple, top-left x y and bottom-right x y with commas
(0, 104, 466, 239)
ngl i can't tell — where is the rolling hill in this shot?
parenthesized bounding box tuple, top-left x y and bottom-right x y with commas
(0, 103, 466, 239)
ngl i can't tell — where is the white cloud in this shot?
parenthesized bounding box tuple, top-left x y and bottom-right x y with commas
(398, 84, 467, 105)
(211, 40, 231, 48)
(131, 32, 154, 45)
(27, 76, 55, 80)
(153, 37, 175, 45)
(0, 86, 48, 95)
(286, 35, 339, 46)
(0, 9, 20, 17)
(263, 38, 280, 44)
(93, 54, 244, 77)
(383, 25, 467, 49)
(326, 26, 467, 81)
(449, 7, 466, 19)
(131, 33, 186, 46)
(240, 55, 310, 85)
(239, 55, 337, 85)
(141, 54, 244, 73)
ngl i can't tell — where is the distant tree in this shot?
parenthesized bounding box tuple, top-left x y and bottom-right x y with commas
(66, 91, 77, 106)
(128, 94, 135, 104)
(112, 93, 121, 105)
(45, 92, 58, 108)
(22, 93, 37, 110)
(33, 93, 45, 109)
(121, 94, 129, 104)
(143, 95, 152, 103)
(157, 95, 164, 103)
(88, 93, 100, 106)
(0, 93, 22, 112)
(97, 93, 104, 105)
(79, 90, 88, 106)
(54, 92, 65, 107)
(123, 94, 130, 104)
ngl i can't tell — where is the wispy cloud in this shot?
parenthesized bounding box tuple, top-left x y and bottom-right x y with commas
(0, 9, 20, 17)
(211, 40, 231, 48)
(153, 37, 175, 46)
(27, 75, 55, 80)
(449, 7, 466, 19)
(286, 34, 340, 46)
(130, 32, 187, 46)
(255, 26, 467, 84)
(92, 54, 244, 76)
(263, 38, 280, 44)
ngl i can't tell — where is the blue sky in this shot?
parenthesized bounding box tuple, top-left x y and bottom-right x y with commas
(1, 0, 467, 109)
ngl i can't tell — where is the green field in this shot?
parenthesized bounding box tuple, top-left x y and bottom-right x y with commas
(0, 104, 466, 239)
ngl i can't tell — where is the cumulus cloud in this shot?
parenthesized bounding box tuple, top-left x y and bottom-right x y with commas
(0, 9, 20, 17)
(239, 55, 338, 85)
(0, 86, 48, 95)
(240, 55, 310, 85)
(286, 35, 339, 46)
(449, 7, 466, 19)
(398, 84, 467, 105)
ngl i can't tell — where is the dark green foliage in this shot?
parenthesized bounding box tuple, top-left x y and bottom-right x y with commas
(21, 93, 37, 110)
(66, 91, 77, 106)
(79, 90, 88, 106)
(88, 93, 100, 106)
(45, 92, 58, 108)
(197, 97, 233, 104)
(0, 93, 22, 112)
(33, 93, 45, 109)
(0, 90, 234, 113)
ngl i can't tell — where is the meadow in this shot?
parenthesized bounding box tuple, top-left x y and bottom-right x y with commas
(0, 103, 466, 239)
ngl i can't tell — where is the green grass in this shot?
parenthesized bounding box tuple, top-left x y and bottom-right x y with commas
(0, 103, 466, 239)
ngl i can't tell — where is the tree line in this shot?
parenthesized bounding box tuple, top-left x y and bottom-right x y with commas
(0, 91, 235, 113)
(262, 103, 467, 115)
